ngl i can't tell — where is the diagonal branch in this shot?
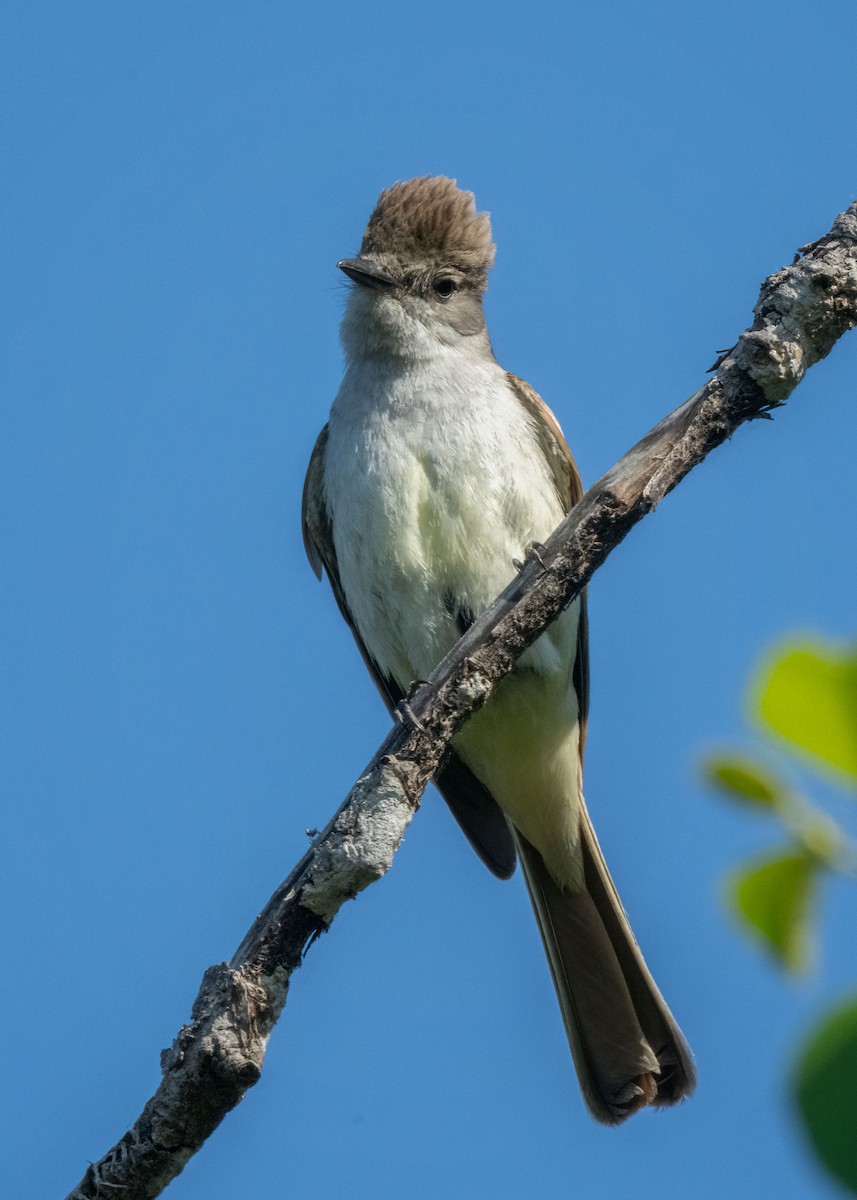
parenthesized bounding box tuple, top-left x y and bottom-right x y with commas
(67, 202, 857, 1200)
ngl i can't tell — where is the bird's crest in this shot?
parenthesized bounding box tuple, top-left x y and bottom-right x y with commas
(360, 176, 495, 273)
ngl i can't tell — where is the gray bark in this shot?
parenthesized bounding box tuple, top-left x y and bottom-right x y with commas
(67, 202, 857, 1200)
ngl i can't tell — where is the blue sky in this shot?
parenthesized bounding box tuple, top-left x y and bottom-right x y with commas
(3, 2, 857, 1197)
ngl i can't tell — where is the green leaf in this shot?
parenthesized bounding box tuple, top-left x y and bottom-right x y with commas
(702, 752, 788, 810)
(753, 640, 857, 782)
(728, 849, 818, 972)
(795, 996, 857, 1194)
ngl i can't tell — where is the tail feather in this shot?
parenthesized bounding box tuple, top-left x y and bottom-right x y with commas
(578, 803, 697, 1108)
(514, 806, 696, 1124)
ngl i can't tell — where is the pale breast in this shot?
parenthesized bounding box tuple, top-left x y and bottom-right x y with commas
(324, 351, 569, 688)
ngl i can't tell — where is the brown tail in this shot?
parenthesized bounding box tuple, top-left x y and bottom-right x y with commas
(514, 801, 696, 1125)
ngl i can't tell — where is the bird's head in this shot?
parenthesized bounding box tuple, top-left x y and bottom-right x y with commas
(338, 176, 495, 359)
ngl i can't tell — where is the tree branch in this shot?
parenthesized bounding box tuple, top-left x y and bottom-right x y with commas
(67, 202, 857, 1200)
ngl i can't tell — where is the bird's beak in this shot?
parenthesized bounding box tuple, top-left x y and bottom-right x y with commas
(337, 257, 399, 292)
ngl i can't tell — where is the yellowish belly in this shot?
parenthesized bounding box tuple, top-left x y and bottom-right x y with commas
(453, 608, 584, 891)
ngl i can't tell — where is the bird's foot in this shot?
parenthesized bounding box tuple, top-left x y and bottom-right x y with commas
(525, 540, 549, 569)
(514, 541, 549, 573)
(394, 683, 429, 733)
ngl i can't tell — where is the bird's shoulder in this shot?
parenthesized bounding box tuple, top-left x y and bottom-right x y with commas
(503, 372, 583, 514)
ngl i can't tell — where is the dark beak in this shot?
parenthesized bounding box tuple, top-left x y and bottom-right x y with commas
(337, 257, 399, 292)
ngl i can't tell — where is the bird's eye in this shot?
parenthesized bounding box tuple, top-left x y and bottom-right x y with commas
(433, 277, 458, 299)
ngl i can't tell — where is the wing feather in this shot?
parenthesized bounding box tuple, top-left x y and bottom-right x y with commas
(505, 373, 590, 752)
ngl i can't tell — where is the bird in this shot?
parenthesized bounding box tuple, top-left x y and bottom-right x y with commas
(302, 176, 695, 1123)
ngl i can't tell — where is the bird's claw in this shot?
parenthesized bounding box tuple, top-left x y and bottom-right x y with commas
(525, 541, 548, 570)
(515, 542, 549, 573)
(394, 698, 426, 733)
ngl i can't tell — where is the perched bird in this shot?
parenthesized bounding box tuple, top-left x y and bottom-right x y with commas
(302, 176, 695, 1123)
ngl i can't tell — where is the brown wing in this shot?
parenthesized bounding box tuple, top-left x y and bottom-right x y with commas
(302, 426, 402, 709)
(505, 373, 590, 754)
(302, 425, 517, 878)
